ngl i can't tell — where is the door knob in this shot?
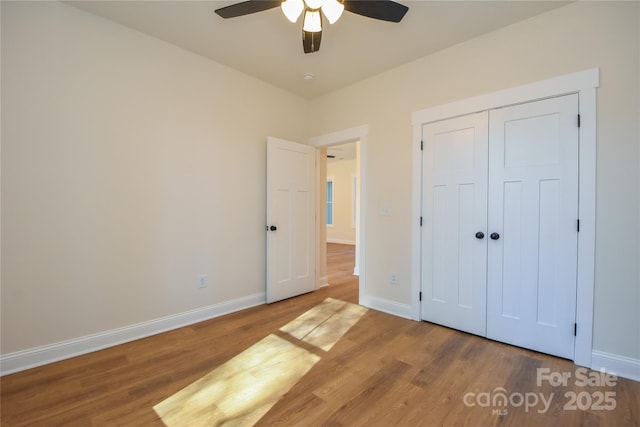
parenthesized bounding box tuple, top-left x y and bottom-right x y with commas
(475, 232, 485, 239)
(490, 232, 500, 240)
(270, 225, 277, 231)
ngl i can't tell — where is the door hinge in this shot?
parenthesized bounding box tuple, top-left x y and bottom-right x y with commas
(419, 291, 422, 301)
(420, 216, 423, 226)
(420, 140, 424, 151)
(577, 114, 581, 128)
(577, 219, 580, 232)
(574, 323, 577, 336)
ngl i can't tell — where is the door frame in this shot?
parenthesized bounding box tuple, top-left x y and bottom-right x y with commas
(309, 125, 368, 304)
(411, 68, 599, 367)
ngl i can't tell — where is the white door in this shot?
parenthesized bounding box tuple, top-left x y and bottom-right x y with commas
(420, 94, 579, 359)
(487, 95, 579, 359)
(266, 137, 317, 303)
(421, 112, 489, 336)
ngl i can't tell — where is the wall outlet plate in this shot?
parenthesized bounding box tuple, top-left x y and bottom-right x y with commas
(198, 274, 207, 288)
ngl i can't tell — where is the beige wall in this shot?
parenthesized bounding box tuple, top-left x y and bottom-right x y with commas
(326, 158, 357, 244)
(2, 1, 639, 367)
(308, 1, 640, 361)
(1, 1, 309, 353)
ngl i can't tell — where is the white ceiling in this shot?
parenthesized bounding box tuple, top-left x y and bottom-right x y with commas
(67, 1, 570, 99)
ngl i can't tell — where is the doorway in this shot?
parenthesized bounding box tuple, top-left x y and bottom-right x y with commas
(326, 141, 358, 272)
(326, 242, 357, 287)
(310, 125, 368, 303)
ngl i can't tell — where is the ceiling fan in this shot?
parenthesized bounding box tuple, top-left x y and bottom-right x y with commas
(215, 0, 409, 54)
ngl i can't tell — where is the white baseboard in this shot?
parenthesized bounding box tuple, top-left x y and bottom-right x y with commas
(0, 293, 266, 376)
(360, 295, 413, 320)
(318, 275, 329, 288)
(326, 238, 356, 245)
(591, 350, 640, 382)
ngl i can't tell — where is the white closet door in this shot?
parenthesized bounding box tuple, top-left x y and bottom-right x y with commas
(421, 112, 488, 336)
(487, 94, 579, 359)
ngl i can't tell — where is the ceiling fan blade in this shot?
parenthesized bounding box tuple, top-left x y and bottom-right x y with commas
(215, 1, 281, 19)
(302, 30, 322, 54)
(343, 0, 408, 23)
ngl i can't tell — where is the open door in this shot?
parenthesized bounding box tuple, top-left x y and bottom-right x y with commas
(266, 137, 317, 303)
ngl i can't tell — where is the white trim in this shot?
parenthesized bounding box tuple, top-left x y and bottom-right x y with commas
(309, 125, 368, 304)
(0, 293, 266, 376)
(318, 275, 329, 288)
(309, 125, 369, 147)
(326, 238, 356, 245)
(591, 350, 640, 382)
(360, 295, 413, 320)
(411, 69, 600, 125)
(574, 86, 597, 368)
(411, 114, 424, 321)
(411, 68, 599, 367)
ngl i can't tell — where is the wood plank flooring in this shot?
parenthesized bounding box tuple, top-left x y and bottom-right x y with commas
(2, 243, 638, 426)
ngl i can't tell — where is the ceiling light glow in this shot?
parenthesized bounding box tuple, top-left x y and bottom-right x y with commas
(303, 9, 322, 33)
(321, 0, 344, 24)
(281, 0, 304, 23)
(304, 0, 326, 10)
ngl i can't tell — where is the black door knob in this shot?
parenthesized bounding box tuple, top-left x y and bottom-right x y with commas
(475, 232, 485, 239)
(270, 225, 277, 231)
(490, 232, 500, 240)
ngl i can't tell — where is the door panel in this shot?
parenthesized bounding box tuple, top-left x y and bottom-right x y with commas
(266, 137, 316, 303)
(501, 180, 523, 319)
(487, 94, 579, 359)
(421, 112, 488, 336)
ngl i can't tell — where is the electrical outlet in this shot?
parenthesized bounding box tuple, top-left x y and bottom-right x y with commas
(390, 272, 398, 285)
(198, 274, 208, 289)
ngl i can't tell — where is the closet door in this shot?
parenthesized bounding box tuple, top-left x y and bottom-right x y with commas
(486, 94, 579, 359)
(421, 112, 488, 336)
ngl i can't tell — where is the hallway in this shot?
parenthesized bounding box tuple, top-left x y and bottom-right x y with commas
(326, 243, 358, 288)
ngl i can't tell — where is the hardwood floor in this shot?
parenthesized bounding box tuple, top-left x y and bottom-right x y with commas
(2, 243, 638, 426)
(326, 242, 357, 288)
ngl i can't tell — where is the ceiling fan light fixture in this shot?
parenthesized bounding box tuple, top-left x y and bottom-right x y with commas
(281, 0, 304, 23)
(304, 0, 325, 10)
(215, 0, 410, 54)
(321, 0, 344, 24)
(302, 9, 322, 33)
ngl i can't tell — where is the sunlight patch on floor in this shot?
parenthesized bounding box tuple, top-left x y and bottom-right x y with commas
(153, 298, 367, 427)
(280, 297, 368, 352)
